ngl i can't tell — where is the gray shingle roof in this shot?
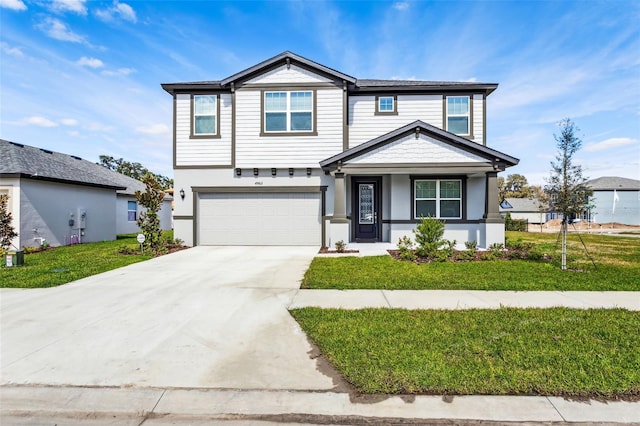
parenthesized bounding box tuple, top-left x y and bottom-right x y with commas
(500, 197, 546, 212)
(586, 176, 640, 191)
(0, 139, 146, 195)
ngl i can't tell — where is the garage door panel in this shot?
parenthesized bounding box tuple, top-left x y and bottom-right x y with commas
(198, 192, 321, 246)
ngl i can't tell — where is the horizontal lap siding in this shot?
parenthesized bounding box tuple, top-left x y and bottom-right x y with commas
(246, 64, 332, 84)
(235, 89, 343, 168)
(175, 93, 232, 166)
(348, 95, 442, 148)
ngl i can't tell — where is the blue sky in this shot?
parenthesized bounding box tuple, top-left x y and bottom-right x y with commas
(1, 0, 639, 185)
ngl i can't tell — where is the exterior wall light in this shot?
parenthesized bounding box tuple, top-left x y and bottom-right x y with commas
(288, 168, 294, 176)
(179, 188, 185, 200)
(271, 168, 277, 176)
(253, 168, 259, 176)
(235, 168, 241, 176)
(306, 168, 312, 176)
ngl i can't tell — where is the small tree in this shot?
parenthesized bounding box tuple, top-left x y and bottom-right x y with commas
(544, 118, 592, 270)
(0, 194, 18, 252)
(413, 216, 446, 258)
(135, 174, 165, 253)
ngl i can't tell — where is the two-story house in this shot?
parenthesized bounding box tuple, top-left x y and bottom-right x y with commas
(162, 51, 518, 248)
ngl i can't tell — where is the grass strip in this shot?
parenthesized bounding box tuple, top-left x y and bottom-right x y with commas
(291, 307, 640, 398)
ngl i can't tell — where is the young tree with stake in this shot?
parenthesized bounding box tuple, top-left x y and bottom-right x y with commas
(544, 118, 592, 270)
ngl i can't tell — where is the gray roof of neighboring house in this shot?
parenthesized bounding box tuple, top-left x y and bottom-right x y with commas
(500, 197, 546, 212)
(586, 176, 640, 191)
(0, 139, 158, 196)
(162, 51, 498, 95)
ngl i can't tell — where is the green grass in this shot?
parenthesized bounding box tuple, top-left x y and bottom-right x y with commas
(303, 232, 640, 291)
(291, 307, 640, 398)
(0, 234, 160, 288)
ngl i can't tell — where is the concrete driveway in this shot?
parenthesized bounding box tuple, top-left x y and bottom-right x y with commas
(0, 246, 334, 390)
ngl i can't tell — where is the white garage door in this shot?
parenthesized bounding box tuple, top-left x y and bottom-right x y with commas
(198, 192, 322, 245)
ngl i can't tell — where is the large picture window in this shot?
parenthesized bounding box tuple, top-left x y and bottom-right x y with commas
(264, 91, 313, 133)
(192, 95, 218, 136)
(414, 179, 462, 219)
(446, 96, 470, 135)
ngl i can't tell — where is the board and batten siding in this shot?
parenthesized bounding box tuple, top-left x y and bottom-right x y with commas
(472, 94, 484, 145)
(234, 88, 343, 168)
(175, 93, 233, 166)
(348, 95, 442, 148)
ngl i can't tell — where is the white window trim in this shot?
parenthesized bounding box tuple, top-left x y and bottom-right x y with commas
(127, 201, 137, 222)
(263, 90, 314, 133)
(414, 179, 462, 219)
(446, 96, 471, 136)
(192, 94, 219, 137)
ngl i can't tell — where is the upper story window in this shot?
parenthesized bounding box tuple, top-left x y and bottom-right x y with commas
(264, 91, 314, 133)
(375, 95, 397, 115)
(446, 96, 470, 136)
(191, 94, 219, 138)
(127, 201, 137, 222)
(414, 179, 462, 219)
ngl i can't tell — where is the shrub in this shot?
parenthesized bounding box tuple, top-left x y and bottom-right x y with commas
(396, 236, 416, 261)
(413, 216, 446, 258)
(488, 243, 506, 259)
(334, 240, 346, 253)
(505, 212, 527, 232)
(0, 194, 18, 251)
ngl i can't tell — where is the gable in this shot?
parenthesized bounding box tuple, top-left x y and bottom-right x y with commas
(347, 133, 486, 165)
(245, 64, 333, 85)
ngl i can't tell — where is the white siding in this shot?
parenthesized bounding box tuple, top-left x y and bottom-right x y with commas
(175, 93, 232, 166)
(235, 88, 343, 167)
(473, 94, 484, 145)
(246, 64, 332, 85)
(349, 133, 486, 164)
(349, 95, 442, 148)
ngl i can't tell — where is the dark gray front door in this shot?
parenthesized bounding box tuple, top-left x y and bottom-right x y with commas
(352, 176, 381, 241)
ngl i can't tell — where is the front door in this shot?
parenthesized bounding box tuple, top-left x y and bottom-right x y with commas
(352, 176, 381, 241)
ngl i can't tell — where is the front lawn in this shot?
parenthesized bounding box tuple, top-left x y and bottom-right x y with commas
(291, 307, 640, 398)
(0, 234, 162, 288)
(303, 232, 640, 291)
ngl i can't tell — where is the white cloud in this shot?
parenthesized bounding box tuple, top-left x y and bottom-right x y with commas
(101, 67, 135, 76)
(60, 118, 78, 126)
(584, 137, 638, 152)
(393, 2, 409, 11)
(36, 17, 86, 43)
(76, 56, 104, 68)
(0, 0, 26, 11)
(96, 1, 137, 23)
(85, 122, 114, 132)
(0, 42, 23, 57)
(135, 124, 170, 135)
(23, 116, 58, 127)
(50, 0, 86, 15)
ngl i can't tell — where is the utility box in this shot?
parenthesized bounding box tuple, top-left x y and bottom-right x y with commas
(77, 208, 87, 229)
(5, 250, 24, 267)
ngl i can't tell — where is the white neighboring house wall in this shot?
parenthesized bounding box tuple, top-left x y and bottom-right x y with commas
(116, 195, 173, 235)
(591, 190, 640, 225)
(18, 179, 116, 248)
(0, 179, 20, 250)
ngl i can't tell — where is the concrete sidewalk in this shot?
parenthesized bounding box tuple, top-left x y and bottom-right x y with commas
(3, 385, 640, 425)
(289, 289, 640, 310)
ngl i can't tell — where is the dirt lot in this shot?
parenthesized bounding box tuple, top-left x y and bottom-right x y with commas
(528, 219, 640, 234)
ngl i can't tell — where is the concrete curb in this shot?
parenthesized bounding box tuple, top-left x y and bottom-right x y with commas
(2, 385, 639, 425)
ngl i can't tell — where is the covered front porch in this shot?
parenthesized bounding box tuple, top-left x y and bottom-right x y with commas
(319, 121, 519, 249)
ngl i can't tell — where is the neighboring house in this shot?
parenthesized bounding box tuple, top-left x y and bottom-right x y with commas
(162, 51, 519, 248)
(500, 198, 547, 224)
(0, 140, 173, 249)
(587, 176, 640, 225)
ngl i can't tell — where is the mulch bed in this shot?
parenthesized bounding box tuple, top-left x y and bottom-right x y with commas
(318, 247, 359, 254)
